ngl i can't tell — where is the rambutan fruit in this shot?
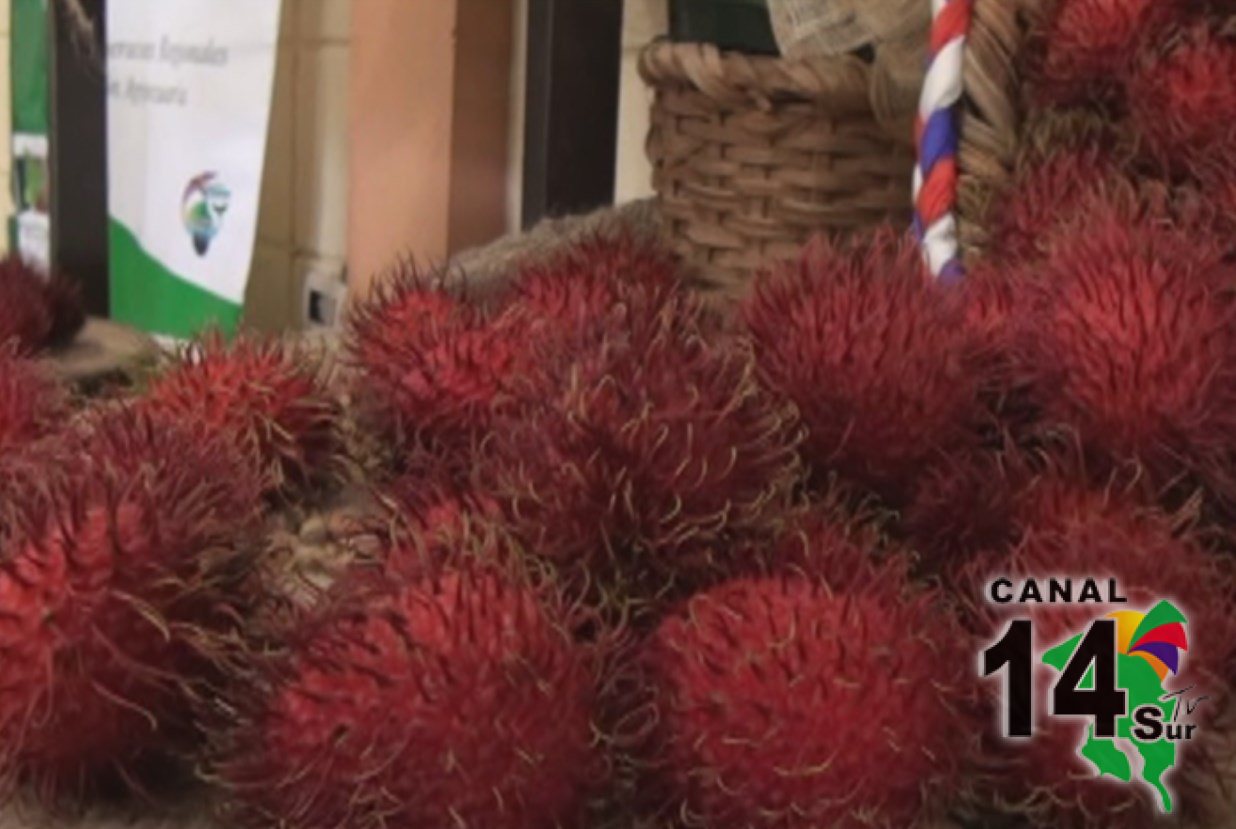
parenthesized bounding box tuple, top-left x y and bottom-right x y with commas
(0, 256, 54, 355)
(901, 446, 1023, 572)
(1129, 25, 1236, 176)
(963, 490, 1236, 828)
(499, 235, 683, 339)
(143, 333, 342, 498)
(0, 350, 67, 457)
(382, 464, 498, 544)
(0, 256, 85, 354)
(626, 572, 976, 828)
(371, 449, 509, 580)
(987, 147, 1137, 266)
(0, 406, 262, 803)
(947, 261, 1049, 446)
(347, 266, 520, 454)
(744, 231, 981, 506)
(750, 490, 899, 588)
(484, 281, 801, 615)
(1030, 0, 1182, 107)
(213, 565, 605, 829)
(1012, 206, 1236, 506)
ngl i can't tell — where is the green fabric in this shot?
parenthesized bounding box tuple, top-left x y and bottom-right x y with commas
(12, 0, 50, 136)
(109, 219, 242, 339)
(670, 0, 777, 54)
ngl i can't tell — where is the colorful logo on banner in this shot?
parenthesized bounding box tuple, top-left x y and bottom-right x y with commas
(983, 582, 1201, 814)
(181, 172, 231, 256)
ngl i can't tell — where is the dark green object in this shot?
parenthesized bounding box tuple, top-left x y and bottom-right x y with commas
(670, 0, 779, 55)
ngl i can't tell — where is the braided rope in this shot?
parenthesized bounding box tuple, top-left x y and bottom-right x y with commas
(913, 0, 973, 283)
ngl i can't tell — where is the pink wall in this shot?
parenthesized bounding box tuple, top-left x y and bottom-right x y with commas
(348, 1, 513, 296)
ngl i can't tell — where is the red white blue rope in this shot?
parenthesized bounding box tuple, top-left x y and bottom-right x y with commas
(914, 0, 973, 283)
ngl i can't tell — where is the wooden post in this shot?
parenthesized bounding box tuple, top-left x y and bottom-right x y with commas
(522, 0, 623, 228)
(49, 0, 109, 316)
(348, 0, 514, 297)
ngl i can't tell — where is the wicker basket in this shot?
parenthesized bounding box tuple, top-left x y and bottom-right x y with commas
(951, 0, 1045, 264)
(640, 41, 916, 298)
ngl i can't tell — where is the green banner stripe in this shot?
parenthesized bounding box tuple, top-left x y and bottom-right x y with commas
(12, 0, 50, 135)
(109, 218, 241, 339)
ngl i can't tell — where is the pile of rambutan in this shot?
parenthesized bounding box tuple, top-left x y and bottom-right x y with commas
(9, 0, 1236, 820)
(1028, 0, 1181, 106)
(1010, 202, 1236, 507)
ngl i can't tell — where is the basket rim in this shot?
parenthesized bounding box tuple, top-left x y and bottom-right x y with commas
(638, 40, 876, 113)
(955, 0, 1041, 260)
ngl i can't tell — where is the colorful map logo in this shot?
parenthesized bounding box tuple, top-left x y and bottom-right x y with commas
(1042, 600, 1192, 813)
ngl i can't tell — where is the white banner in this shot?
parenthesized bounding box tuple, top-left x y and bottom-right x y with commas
(106, 0, 282, 337)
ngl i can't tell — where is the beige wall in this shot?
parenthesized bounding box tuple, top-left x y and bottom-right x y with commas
(245, 0, 351, 332)
(0, 0, 11, 252)
(346, 0, 513, 298)
(615, 0, 667, 204)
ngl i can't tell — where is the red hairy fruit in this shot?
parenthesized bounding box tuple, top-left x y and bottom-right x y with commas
(347, 266, 520, 452)
(384, 466, 498, 544)
(966, 489, 1236, 827)
(215, 566, 603, 829)
(0, 256, 85, 354)
(630, 573, 975, 828)
(1031, 0, 1181, 106)
(988, 148, 1135, 266)
(1010, 466, 1150, 537)
(1129, 26, 1236, 175)
(486, 280, 800, 611)
(949, 262, 1045, 440)
(144, 333, 341, 496)
(0, 406, 261, 803)
(500, 235, 683, 338)
(1013, 207, 1236, 504)
(0, 350, 67, 457)
(744, 231, 980, 505)
(902, 447, 1023, 572)
(0, 256, 53, 354)
(760, 501, 902, 592)
(375, 451, 507, 579)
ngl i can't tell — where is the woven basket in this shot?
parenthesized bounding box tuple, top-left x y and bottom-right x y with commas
(640, 41, 916, 298)
(950, 0, 1045, 264)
